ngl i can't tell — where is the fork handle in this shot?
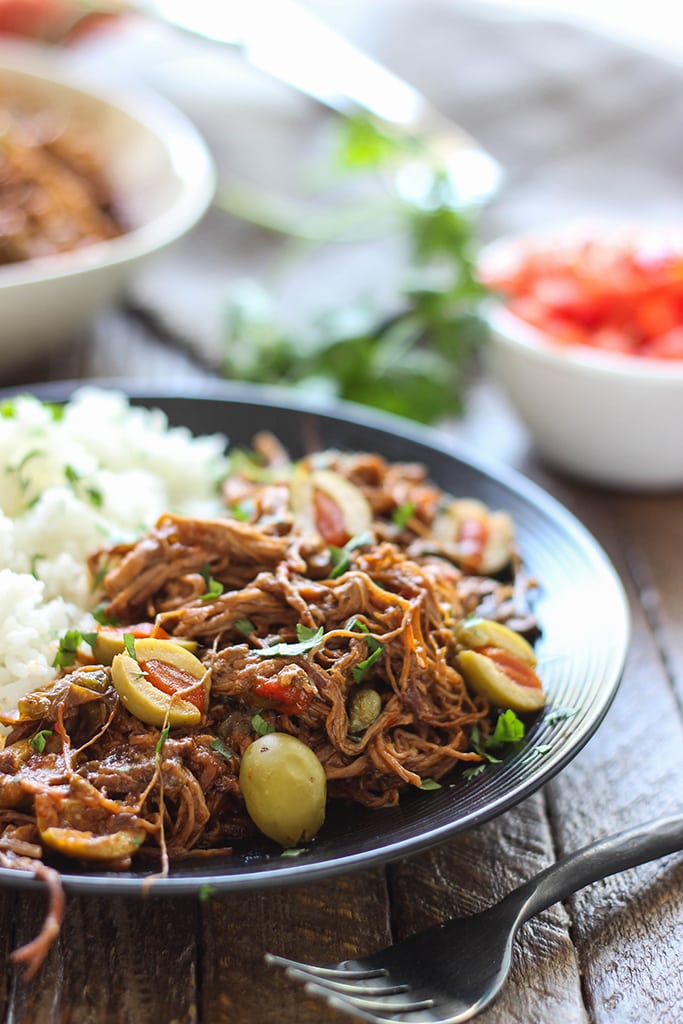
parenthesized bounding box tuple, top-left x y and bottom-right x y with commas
(515, 811, 683, 923)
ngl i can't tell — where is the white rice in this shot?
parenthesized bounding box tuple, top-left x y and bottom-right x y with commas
(0, 387, 228, 713)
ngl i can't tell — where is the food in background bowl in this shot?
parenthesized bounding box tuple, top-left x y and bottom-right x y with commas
(0, 41, 215, 373)
(479, 225, 683, 491)
(0, 101, 124, 264)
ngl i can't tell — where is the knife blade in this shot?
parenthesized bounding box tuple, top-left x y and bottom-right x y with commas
(136, 0, 501, 206)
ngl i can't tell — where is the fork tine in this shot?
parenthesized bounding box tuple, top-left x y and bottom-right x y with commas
(265, 952, 387, 981)
(307, 984, 440, 1024)
(305, 980, 434, 1014)
(285, 967, 410, 997)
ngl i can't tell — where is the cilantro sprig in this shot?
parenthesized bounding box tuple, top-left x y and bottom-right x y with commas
(251, 712, 275, 737)
(329, 530, 374, 580)
(254, 624, 325, 658)
(348, 620, 384, 683)
(52, 629, 97, 668)
(200, 564, 224, 601)
(218, 113, 488, 425)
(30, 729, 53, 754)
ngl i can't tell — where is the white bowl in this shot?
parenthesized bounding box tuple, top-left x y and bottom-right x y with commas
(0, 42, 215, 373)
(484, 301, 683, 491)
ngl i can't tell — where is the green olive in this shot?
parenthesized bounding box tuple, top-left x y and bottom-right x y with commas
(347, 687, 382, 735)
(39, 825, 146, 862)
(93, 627, 196, 666)
(290, 466, 372, 540)
(111, 638, 210, 728)
(457, 649, 545, 713)
(456, 618, 537, 666)
(239, 733, 326, 847)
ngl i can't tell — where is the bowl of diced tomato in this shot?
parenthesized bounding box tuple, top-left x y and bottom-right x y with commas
(479, 223, 683, 490)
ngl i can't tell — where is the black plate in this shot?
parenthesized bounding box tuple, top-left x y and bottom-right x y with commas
(0, 381, 630, 895)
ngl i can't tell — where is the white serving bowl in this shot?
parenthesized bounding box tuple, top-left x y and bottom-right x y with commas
(0, 42, 215, 374)
(484, 300, 683, 491)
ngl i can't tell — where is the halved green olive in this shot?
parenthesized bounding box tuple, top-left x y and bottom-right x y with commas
(290, 466, 372, 543)
(457, 649, 545, 713)
(93, 626, 196, 666)
(39, 825, 146, 862)
(239, 733, 326, 847)
(111, 638, 210, 728)
(456, 618, 537, 666)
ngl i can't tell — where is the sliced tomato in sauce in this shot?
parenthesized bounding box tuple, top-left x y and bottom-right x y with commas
(252, 677, 312, 716)
(480, 646, 543, 690)
(313, 488, 349, 547)
(141, 659, 205, 711)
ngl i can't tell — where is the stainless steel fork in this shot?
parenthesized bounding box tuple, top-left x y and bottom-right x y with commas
(266, 812, 683, 1023)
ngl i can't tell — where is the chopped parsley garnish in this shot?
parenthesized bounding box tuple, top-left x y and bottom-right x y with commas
(200, 564, 224, 601)
(86, 487, 104, 508)
(30, 729, 53, 754)
(64, 465, 103, 508)
(545, 706, 579, 725)
(123, 633, 137, 660)
(227, 502, 252, 522)
(419, 778, 442, 791)
(348, 620, 384, 683)
(92, 603, 117, 627)
(8, 448, 44, 495)
(234, 617, 255, 637)
(155, 724, 170, 756)
(392, 502, 416, 529)
(488, 709, 525, 748)
(251, 712, 275, 737)
(52, 629, 87, 668)
(209, 738, 233, 760)
(198, 884, 216, 903)
(464, 709, 526, 780)
(329, 530, 374, 579)
(254, 624, 325, 658)
(29, 553, 45, 579)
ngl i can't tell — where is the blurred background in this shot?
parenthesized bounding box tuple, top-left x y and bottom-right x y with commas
(2, 0, 682, 459)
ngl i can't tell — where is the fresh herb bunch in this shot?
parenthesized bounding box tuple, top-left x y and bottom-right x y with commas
(218, 114, 490, 424)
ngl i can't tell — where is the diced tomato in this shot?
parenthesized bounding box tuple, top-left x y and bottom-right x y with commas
(0, 0, 114, 41)
(640, 327, 683, 360)
(485, 234, 683, 361)
(102, 622, 171, 641)
(141, 658, 205, 711)
(313, 488, 349, 547)
(252, 677, 312, 716)
(480, 646, 543, 690)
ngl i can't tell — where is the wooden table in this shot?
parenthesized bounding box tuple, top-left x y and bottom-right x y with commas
(2, 4, 683, 1021)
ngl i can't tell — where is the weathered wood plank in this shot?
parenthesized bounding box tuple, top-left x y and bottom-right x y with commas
(544, 487, 683, 1024)
(7, 892, 199, 1024)
(200, 870, 391, 1024)
(609, 493, 683, 703)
